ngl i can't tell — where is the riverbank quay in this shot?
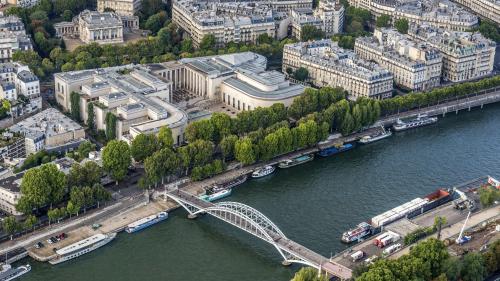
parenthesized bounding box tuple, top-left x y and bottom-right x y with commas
(0, 193, 146, 261)
(176, 127, 386, 197)
(379, 86, 500, 126)
(28, 199, 172, 262)
(329, 176, 500, 269)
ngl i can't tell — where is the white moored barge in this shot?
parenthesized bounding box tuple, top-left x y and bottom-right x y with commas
(49, 233, 116, 265)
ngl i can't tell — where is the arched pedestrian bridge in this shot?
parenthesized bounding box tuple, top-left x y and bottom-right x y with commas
(166, 190, 352, 280)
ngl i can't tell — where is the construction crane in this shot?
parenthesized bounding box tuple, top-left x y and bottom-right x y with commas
(455, 211, 472, 245)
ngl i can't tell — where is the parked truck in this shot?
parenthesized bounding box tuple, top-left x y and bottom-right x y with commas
(378, 232, 401, 248)
(373, 233, 390, 247)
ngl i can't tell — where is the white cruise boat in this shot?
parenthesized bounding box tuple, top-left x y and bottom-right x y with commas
(125, 211, 168, 233)
(358, 127, 392, 144)
(0, 264, 31, 281)
(251, 165, 276, 178)
(49, 233, 116, 265)
(392, 114, 437, 132)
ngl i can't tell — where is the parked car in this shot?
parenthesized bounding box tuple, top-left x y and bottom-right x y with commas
(35, 242, 44, 249)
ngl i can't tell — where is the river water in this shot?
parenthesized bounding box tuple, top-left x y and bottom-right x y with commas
(20, 104, 500, 281)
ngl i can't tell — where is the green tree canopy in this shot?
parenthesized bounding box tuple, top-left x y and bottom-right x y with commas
(68, 161, 102, 188)
(294, 67, 309, 81)
(130, 133, 160, 162)
(158, 126, 174, 148)
(200, 34, 216, 50)
(301, 25, 325, 41)
(394, 18, 409, 34)
(376, 14, 392, 28)
(235, 137, 255, 165)
(102, 140, 131, 183)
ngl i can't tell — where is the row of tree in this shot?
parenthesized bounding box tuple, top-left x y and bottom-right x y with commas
(379, 76, 500, 115)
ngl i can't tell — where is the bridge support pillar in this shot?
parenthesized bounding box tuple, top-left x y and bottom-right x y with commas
(468, 107, 471, 111)
(455, 110, 458, 115)
(281, 260, 292, 266)
(481, 104, 484, 109)
(187, 214, 198, 219)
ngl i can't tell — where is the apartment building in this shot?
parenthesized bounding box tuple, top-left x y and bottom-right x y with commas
(355, 28, 443, 91)
(290, 0, 345, 39)
(0, 15, 32, 62)
(283, 39, 393, 100)
(97, 0, 142, 16)
(172, 0, 344, 47)
(408, 24, 496, 82)
(452, 0, 499, 24)
(3, 0, 39, 8)
(349, 0, 478, 31)
(0, 62, 42, 118)
(8, 108, 85, 155)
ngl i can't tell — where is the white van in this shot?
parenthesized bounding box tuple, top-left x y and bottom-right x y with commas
(350, 250, 364, 262)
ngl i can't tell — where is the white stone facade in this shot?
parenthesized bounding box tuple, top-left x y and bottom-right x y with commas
(408, 24, 496, 83)
(54, 65, 188, 144)
(97, 0, 142, 16)
(172, 0, 342, 47)
(54, 10, 139, 45)
(0, 15, 32, 63)
(283, 39, 394, 100)
(290, 0, 345, 39)
(452, 0, 500, 25)
(349, 0, 478, 31)
(355, 28, 443, 91)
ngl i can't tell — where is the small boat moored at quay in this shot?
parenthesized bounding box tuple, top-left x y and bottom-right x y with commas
(317, 143, 353, 157)
(251, 165, 276, 178)
(278, 154, 314, 168)
(341, 222, 372, 243)
(49, 233, 117, 265)
(215, 175, 248, 190)
(199, 188, 232, 202)
(358, 127, 392, 144)
(392, 114, 438, 132)
(0, 264, 31, 281)
(125, 211, 169, 233)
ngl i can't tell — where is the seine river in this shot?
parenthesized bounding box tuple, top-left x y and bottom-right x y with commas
(20, 104, 500, 281)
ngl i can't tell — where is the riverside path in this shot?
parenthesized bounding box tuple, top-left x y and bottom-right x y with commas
(379, 86, 500, 126)
(166, 190, 353, 280)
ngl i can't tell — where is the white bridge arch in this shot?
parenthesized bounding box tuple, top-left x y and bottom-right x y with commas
(166, 190, 352, 279)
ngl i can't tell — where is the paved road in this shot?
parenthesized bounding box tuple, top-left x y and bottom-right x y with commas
(0, 194, 147, 257)
(390, 205, 500, 259)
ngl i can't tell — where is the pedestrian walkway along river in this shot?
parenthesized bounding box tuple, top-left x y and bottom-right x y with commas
(18, 103, 500, 281)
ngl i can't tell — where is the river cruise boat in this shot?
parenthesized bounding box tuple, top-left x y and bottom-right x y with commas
(49, 233, 117, 265)
(278, 154, 314, 168)
(341, 222, 372, 243)
(392, 114, 437, 132)
(251, 165, 276, 178)
(125, 211, 169, 234)
(358, 127, 392, 144)
(211, 175, 248, 191)
(199, 188, 232, 202)
(317, 143, 353, 157)
(0, 264, 31, 281)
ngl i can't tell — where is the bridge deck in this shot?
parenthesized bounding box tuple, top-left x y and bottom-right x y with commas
(167, 190, 352, 279)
